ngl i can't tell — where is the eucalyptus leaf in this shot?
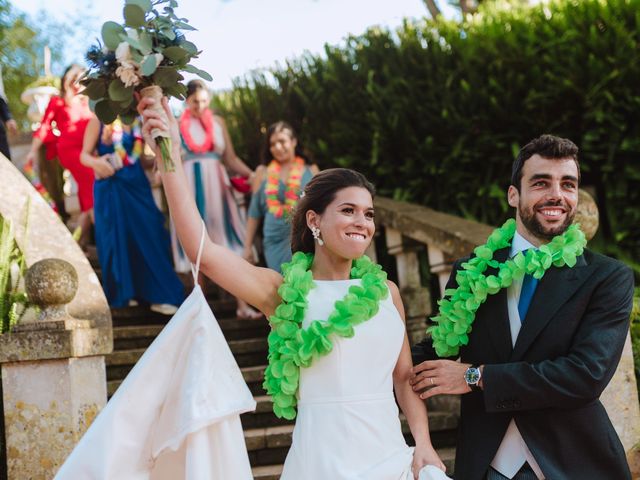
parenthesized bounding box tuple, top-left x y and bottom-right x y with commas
(126, 0, 152, 14)
(95, 100, 118, 124)
(138, 32, 153, 55)
(82, 80, 107, 100)
(152, 67, 180, 87)
(124, 4, 146, 28)
(101, 21, 125, 50)
(108, 99, 126, 115)
(183, 64, 212, 81)
(141, 54, 158, 76)
(120, 111, 137, 125)
(108, 79, 134, 102)
(175, 21, 196, 31)
(180, 40, 197, 55)
(124, 35, 144, 53)
(130, 49, 144, 63)
(161, 27, 176, 41)
(163, 46, 189, 62)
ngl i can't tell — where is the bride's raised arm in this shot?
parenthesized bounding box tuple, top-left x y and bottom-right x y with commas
(137, 96, 282, 316)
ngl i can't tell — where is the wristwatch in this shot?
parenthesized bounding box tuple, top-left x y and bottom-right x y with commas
(464, 365, 482, 391)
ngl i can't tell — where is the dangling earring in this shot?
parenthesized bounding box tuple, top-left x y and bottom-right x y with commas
(311, 226, 324, 246)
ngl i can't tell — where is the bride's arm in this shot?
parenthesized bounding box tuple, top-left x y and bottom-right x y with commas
(388, 281, 446, 477)
(137, 96, 282, 317)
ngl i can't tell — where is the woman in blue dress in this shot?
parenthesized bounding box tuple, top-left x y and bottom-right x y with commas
(81, 115, 184, 313)
(243, 121, 318, 273)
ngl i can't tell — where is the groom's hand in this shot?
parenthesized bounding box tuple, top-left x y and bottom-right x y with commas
(410, 360, 472, 399)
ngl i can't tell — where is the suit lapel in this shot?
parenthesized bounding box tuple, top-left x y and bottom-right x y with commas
(482, 248, 512, 362)
(509, 254, 589, 361)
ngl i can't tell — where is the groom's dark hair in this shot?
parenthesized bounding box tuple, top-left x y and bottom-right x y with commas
(511, 134, 580, 191)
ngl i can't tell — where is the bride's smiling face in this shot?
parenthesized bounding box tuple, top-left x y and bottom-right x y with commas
(310, 186, 375, 259)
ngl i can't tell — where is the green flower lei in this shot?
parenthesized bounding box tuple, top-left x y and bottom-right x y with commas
(263, 252, 389, 419)
(429, 219, 587, 357)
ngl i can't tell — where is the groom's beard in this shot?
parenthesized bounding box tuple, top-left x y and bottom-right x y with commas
(518, 199, 576, 241)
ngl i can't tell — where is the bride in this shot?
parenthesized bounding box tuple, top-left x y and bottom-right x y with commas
(138, 96, 446, 479)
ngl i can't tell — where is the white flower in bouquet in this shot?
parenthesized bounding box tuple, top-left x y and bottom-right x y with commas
(116, 63, 141, 87)
(115, 41, 132, 63)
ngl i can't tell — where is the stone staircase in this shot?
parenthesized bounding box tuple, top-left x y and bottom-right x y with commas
(95, 256, 459, 479)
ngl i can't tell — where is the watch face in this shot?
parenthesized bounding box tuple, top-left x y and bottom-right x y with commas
(465, 367, 480, 385)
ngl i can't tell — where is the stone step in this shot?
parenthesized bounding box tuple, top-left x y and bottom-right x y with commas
(241, 395, 459, 433)
(110, 298, 241, 326)
(108, 365, 268, 397)
(106, 337, 267, 376)
(251, 464, 283, 480)
(112, 316, 269, 349)
(245, 421, 457, 470)
(251, 447, 456, 479)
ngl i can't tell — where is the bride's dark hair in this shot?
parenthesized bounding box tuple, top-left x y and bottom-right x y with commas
(290, 168, 375, 254)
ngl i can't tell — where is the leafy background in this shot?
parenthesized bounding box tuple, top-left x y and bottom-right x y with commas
(213, 0, 640, 275)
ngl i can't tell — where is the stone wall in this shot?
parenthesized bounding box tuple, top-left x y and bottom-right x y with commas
(0, 155, 112, 479)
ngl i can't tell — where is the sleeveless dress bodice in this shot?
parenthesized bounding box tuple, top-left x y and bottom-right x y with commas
(281, 279, 415, 479)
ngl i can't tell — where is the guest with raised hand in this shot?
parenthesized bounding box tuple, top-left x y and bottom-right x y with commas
(176, 79, 260, 319)
(137, 94, 446, 480)
(81, 115, 184, 314)
(243, 121, 318, 272)
(26, 64, 95, 247)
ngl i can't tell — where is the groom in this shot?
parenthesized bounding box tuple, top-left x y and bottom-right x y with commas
(411, 135, 634, 480)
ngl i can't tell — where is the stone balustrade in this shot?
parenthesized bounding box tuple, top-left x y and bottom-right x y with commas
(0, 155, 112, 480)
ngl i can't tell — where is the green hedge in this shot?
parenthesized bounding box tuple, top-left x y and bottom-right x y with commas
(213, 0, 640, 270)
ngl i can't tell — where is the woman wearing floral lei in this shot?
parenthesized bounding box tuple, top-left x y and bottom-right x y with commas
(243, 121, 319, 273)
(80, 115, 184, 314)
(138, 96, 446, 479)
(176, 79, 261, 320)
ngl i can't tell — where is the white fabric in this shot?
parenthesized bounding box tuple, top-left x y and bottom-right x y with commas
(419, 465, 453, 480)
(53, 284, 256, 480)
(281, 278, 429, 479)
(490, 231, 545, 480)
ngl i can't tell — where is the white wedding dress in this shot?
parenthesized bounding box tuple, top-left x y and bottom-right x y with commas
(280, 278, 417, 480)
(54, 226, 255, 480)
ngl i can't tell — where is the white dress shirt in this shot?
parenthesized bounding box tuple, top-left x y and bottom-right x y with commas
(490, 231, 545, 479)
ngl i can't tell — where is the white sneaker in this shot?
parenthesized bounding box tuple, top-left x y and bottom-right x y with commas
(150, 303, 178, 315)
(128, 299, 139, 307)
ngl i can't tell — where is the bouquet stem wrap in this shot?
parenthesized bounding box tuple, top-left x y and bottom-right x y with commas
(140, 85, 174, 172)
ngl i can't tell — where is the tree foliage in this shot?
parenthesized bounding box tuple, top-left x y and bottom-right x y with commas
(0, 0, 98, 128)
(213, 0, 640, 271)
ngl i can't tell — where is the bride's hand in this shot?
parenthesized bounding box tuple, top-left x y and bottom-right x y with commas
(136, 95, 180, 153)
(412, 443, 446, 479)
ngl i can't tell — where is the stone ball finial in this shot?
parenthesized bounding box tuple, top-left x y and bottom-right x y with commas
(575, 189, 599, 241)
(25, 258, 78, 308)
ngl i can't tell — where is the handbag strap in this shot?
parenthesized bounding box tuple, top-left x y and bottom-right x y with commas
(190, 220, 206, 283)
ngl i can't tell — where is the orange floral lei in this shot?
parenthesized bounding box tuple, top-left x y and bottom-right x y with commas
(265, 157, 305, 218)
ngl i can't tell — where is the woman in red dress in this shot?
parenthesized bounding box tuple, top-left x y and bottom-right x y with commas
(26, 64, 95, 245)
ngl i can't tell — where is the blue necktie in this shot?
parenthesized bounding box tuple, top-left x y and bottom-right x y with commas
(518, 272, 539, 323)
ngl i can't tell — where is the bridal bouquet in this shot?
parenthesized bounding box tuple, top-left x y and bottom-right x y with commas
(81, 0, 211, 171)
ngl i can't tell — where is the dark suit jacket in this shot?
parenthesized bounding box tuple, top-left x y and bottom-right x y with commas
(413, 248, 634, 480)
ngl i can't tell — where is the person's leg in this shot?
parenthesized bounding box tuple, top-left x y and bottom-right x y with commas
(78, 210, 93, 250)
(0, 129, 11, 160)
